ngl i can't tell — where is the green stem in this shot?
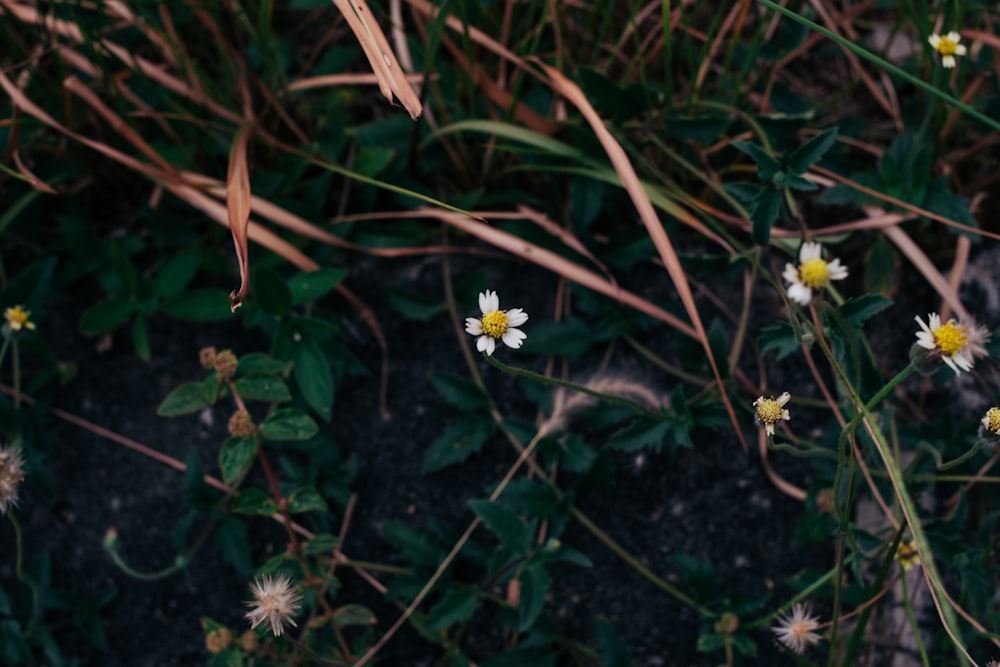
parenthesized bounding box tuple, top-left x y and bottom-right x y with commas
(8, 511, 23, 579)
(103, 530, 190, 581)
(484, 354, 662, 419)
(900, 572, 932, 667)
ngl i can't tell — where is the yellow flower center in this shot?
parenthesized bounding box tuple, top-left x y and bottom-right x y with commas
(936, 35, 959, 56)
(895, 541, 919, 571)
(798, 258, 830, 289)
(984, 407, 1000, 435)
(755, 398, 785, 424)
(481, 310, 510, 338)
(932, 320, 967, 355)
(3, 306, 33, 332)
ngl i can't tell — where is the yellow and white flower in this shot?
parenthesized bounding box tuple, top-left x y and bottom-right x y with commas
(929, 31, 967, 69)
(914, 313, 988, 375)
(3, 305, 35, 334)
(782, 242, 848, 306)
(772, 602, 823, 654)
(753, 392, 791, 436)
(465, 290, 528, 356)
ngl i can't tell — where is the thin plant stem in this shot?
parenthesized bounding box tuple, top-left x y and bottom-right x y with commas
(8, 512, 23, 579)
(900, 572, 932, 667)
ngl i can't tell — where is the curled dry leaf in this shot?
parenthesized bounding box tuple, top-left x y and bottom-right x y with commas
(226, 126, 253, 312)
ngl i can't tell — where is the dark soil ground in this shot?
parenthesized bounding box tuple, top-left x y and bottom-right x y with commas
(4, 244, 877, 667)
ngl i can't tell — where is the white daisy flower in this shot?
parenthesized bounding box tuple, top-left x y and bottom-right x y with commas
(772, 602, 823, 654)
(782, 242, 848, 306)
(753, 392, 791, 436)
(914, 313, 988, 375)
(244, 574, 302, 637)
(464, 290, 528, 356)
(928, 31, 967, 68)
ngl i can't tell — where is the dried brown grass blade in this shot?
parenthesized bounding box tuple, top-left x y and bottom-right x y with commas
(534, 61, 747, 451)
(331, 0, 422, 119)
(12, 151, 56, 194)
(424, 207, 698, 339)
(226, 126, 253, 311)
(288, 72, 426, 92)
(881, 220, 969, 321)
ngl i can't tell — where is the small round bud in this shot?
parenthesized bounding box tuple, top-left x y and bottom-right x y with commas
(213, 350, 239, 381)
(239, 630, 260, 653)
(205, 627, 233, 654)
(228, 410, 258, 439)
(199, 347, 218, 369)
(715, 612, 740, 635)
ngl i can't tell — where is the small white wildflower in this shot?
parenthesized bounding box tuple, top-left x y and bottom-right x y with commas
(913, 313, 988, 375)
(928, 31, 967, 68)
(0, 446, 25, 514)
(772, 602, 823, 654)
(782, 242, 848, 306)
(753, 392, 791, 436)
(464, 290, 528, 356)
(3, 306, 35, 334)
(980, 407, 1000, 448)
(244, 574, 302, 637)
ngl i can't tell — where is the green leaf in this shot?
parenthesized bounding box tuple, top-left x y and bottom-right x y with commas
(287, 486, 328, 513)
(331, 604, 377, 627)
(607, 416, 671, 452)
(516, 565, 550, 631)
(161, 289, 233, 322)
(596, 619, 632, 667)
(232, 488, 278, 515)
(731, 141, 781, 181)
(238, 353, 287, 375)
(157, 382, 209, 416)
(254, 266, 292, 316)
(426, 589, 480, 631)
(758, 321, 803, 360)
(387, 287, 445, 321)
(785, 126, 838, 174)
(469, 499, 531, 555)
(750, 188, 783, 246)
(303, 533, 339, 555)
(784, 174, 818, 191)
(79, 297, 136, 333)
(837, 295, 892, 329)
(154, 247, 201, 297)
(294, 339, 334, 421)
(422, 416, 492, 473)
(260, 408, 319, 441)
(219, 437, 257, 485)
(429, 372, 489, 412)
(232, 375, 292, 402)
(287, 268, 348, 306)
(215, 516, 252, 575)
(353, 146, 395, 177)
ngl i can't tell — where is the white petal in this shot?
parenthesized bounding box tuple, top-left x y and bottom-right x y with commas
(482, 336, 496, 356)
(776, 392, 791, 406)
(943, 55, 956, 68)
(479, 290, 495, 314)
(781, 409, 790, 421)
(946, 31, 962, 43)
(928, 34, 941, 49)
(782, 263, 800, 284)
(765, 423, 775, 436)
(506, 308, 528, 327)
(927, 313, 942, 330)
(955, 44, 967, 56)
(916, 331, 936, 350)
(942, 356, 961, 374)
(465, 318, 483, 335)
(476, 335, 490, 353)
(787, 282, 813, 305)
(914, 315, 932, 335)
(827, 259, 849, 280)
(502, 327, 526, 349)
(799, 242, 822, 262)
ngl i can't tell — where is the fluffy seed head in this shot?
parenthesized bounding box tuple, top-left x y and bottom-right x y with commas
(244, 574, 302, 637)
(0, 446, 26, 514)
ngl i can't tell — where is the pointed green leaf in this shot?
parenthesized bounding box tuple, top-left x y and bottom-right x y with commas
(157, 382, 209, 416)
(294, 339, 334, 421)
(785, 126, 838, 174)
(232, 375, 292, 402)
(731, 141, 781, 181)
(516, 565, 550, 631)
(429, 372, 489, 412)
(161, 289, 233, 322)
(287, 486, 328, 513)
(607, 417, 671, 452)
(422, 416, 492, 473)
(260, 408, 319, 441)
(219, 437, 257, 485)
(287, 268, 348, 306)
(468, 499, 531, 555)
(426, 589, 480, 631)
(750, 188, 783, 246)
(79, 297, 136, 333)
(758, 321, 803, 360)
(233, 488, 279, 515)
(238, 353, 287, 375)
(837, 295, 892, 329)
(331, 604, 377, 627)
